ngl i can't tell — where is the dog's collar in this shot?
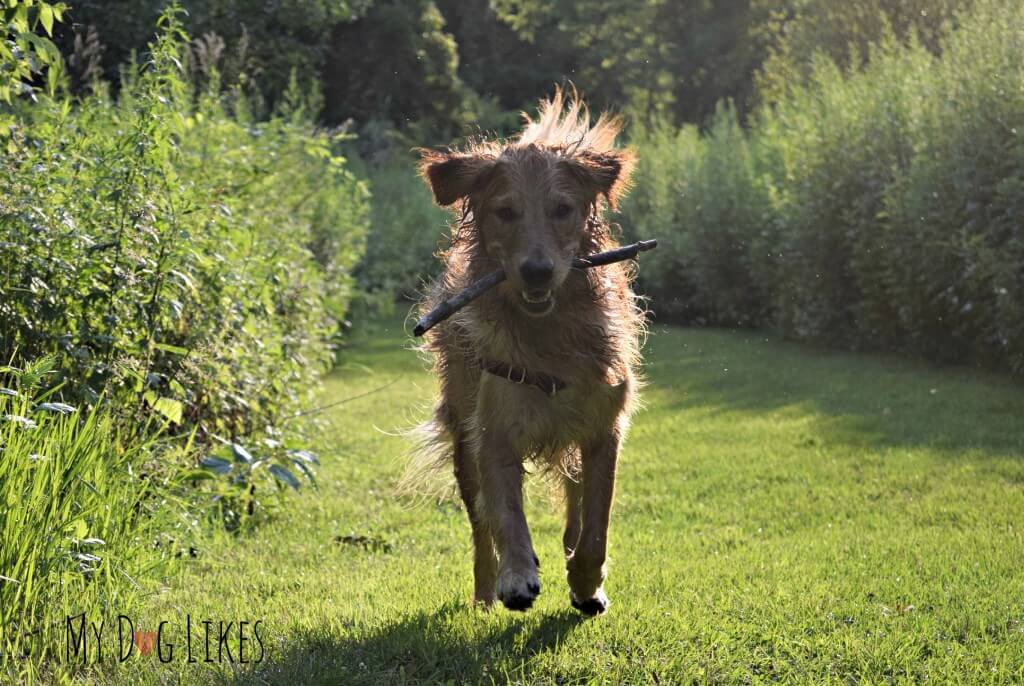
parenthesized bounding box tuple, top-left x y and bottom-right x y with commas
(481, 359, 567, 397)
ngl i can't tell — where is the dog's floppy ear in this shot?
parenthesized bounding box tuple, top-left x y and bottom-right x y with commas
(564, 149, 635, 209)
(417, 150, 496, 207)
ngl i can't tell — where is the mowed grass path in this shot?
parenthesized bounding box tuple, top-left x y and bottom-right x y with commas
(111, 320, 1024, 684)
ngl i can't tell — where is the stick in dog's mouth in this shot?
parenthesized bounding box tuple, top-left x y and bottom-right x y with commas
(413, 239, 658, 336)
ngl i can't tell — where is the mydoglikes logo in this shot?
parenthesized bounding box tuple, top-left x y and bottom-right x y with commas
(63, 614, 266, 664)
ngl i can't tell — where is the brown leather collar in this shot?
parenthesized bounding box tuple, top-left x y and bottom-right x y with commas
(481, 359, 567, 397)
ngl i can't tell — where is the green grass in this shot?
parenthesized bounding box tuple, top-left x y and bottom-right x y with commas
(0, 358, 179, 684)
(92, 319, 1024, 684)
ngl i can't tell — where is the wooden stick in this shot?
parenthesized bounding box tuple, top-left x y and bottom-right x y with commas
(413, 239, 658, 337)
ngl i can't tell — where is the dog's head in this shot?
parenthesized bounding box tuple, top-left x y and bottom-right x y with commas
(419, 88, 634, 317)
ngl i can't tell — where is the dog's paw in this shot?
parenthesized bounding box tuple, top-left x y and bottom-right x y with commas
(566, 554, 606, 601)
(570, 588, 609, 616)
(497, 565, 541, 612)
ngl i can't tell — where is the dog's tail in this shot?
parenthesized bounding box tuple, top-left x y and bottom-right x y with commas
(395, 406, 456, 501)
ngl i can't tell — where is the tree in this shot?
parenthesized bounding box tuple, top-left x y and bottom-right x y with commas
(56, 0, 373, 109)
(323, 0, 471, 142)
(754, 0, 973, 103)
(488, 0, 771, 126)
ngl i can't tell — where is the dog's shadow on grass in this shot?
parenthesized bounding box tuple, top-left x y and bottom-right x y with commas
(229, 603, 586, 686)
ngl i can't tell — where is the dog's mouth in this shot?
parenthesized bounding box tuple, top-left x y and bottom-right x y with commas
(519, 289, 555, 316)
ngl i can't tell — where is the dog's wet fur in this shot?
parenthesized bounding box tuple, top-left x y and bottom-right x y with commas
(414, 88, 645, 614)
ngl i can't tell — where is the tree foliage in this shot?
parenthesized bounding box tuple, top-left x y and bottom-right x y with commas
(50, 0, 980, 137)
(489, 0, 769, 125)
(1, 0, 66, 104)
(323, 0, 472, 141)
(754, 0, 973, 104)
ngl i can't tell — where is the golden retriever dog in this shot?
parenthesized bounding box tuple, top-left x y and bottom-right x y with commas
(415, 88, 644, 615)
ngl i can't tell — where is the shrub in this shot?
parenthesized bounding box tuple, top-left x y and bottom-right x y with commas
(352, 151, 449, 307)
(0, 9, 370, 676)
(0, 0, 66, 105)
(756, 40, 930, 346)
(0, 10, 369, 438)
(624, 104, 771, 326)
(880, 0, 1024, 370)
(624, 0, 1024, 373)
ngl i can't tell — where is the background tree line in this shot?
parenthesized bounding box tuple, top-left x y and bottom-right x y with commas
(54, 0, 971, 140)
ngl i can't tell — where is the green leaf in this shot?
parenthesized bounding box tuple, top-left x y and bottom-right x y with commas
(200, 457, 232, 475)
(153, 342, 189, 355)
(46, 60, 59, 94)
(269, 464, 300, 490)
(35, 402, 76, 414)
(289, 449, 320, 465)
(292, 459, 317, 486)
(231, 443, 253, 464)
(153, 397, 183, 424)
(13, 4, 28, 32)
(177, 469, 216, 482)
(39, 5, 54, 36)
(68, 519, 88, 540)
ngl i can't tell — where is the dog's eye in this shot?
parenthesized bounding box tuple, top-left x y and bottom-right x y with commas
(495, 207, 518, 222)
(553, 204, 572, 219)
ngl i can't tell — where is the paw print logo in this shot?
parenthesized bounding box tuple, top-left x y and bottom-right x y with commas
(133, 630, 156, 657)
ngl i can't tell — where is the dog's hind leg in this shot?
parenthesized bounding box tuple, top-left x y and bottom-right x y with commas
(567, 426, 621, 616)
(453, 436, 498, 606)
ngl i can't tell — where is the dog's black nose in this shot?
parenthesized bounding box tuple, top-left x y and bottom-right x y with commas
(519, 258, 554, 287)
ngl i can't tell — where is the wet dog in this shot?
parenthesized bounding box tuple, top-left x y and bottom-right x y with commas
(415, 88, 644, 614)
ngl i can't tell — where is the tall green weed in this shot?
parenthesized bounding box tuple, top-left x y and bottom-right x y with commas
(0, 358, 183, 680)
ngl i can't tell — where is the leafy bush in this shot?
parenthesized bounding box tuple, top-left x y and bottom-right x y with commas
(620, 121, 703, 321)
(879, 0, 1024, 369)
(0, 10, 369, 438)
(624, 104, 772, 326)
(352, 152, 449, 305)
(0, 0, 66, 105)
(1, 9, 369, 676)
(625, 0, 1024, 372)
(756, 40, 929, 346)
(755, 0, 972, 106)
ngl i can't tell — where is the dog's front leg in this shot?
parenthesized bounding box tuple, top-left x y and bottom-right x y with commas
(474, 426, 541, 611)
(567, 427, 621, 615)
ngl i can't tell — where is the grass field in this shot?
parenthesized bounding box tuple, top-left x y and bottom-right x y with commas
(98, 319, 1024, 685)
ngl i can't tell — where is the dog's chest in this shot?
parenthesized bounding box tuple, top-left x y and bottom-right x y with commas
(477, 371, 627, 450)
(454, 300, 632, 448)
(466, 312, 619, 385)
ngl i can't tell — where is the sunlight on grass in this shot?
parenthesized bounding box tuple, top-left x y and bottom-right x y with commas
(103, 320, 1024, 684)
